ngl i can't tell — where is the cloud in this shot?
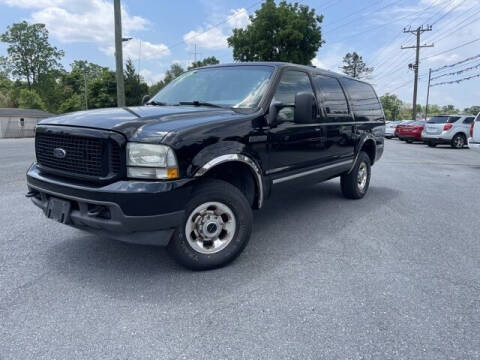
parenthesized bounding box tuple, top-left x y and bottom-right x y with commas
(227, 8, 251, 29)
(183, 27, 228, 50)
(102, 38, 170, 60)
(0, 0, 170, 59)
(140, 69, 165, 86)
(182, 7, 250, 50)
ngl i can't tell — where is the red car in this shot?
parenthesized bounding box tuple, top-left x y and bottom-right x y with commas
(396, 121, 426, 143)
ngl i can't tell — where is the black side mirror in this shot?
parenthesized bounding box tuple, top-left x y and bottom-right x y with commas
(294, 92, 317, 124)
(266, 101, 284, 125)
(142, 95, 151, 105)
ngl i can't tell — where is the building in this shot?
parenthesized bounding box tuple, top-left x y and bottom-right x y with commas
(0, 108, 54, 138)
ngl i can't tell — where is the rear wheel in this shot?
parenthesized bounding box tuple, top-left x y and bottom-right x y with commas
(341, 151, 371, 200)
(168, 179, 252, 270)
(451, 133, 466, 149)
(406, 139, 412, 143)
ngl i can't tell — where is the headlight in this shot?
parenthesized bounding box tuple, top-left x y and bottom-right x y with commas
(126, 143, 178, 179)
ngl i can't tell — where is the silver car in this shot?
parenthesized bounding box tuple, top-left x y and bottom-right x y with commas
(384, 120, 410, 138)
(422, 114, 476, 148)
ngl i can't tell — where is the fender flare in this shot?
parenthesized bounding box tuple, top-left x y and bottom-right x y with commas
(193, 154, 264, 209)
(349, 135, 377, 173)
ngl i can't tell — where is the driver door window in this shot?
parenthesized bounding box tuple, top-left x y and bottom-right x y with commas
(273, 71, 314, 122)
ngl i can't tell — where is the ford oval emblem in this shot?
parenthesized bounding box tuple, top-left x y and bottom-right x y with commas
(53, 147, 67, 159)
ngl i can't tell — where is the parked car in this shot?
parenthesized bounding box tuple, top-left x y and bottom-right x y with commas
(384, 120, 404, 138)
(26, 62, 385, 270)
(422, 114, 475, 148)
(468, 112, 480, 153)
(396, 120, 426, 143)
(394, 120, 414, 139)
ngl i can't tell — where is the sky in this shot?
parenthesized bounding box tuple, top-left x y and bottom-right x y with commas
(0, 0, 479, 110)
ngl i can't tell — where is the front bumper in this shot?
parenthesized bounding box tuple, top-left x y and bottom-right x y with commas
(26, 163, 196, 245)
(468, 139, 480, 152)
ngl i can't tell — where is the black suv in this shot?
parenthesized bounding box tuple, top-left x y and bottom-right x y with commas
(27, 62, 385, 270)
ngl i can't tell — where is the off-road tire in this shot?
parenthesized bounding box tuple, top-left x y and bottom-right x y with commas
(168, 179, 253, 270)
(341, 151, 371, 200)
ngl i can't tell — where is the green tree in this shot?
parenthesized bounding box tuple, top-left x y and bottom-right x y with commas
(124, 59, 148, 106)
(188, 56, 219, 70)
(17, 88, 45, 110)
(88, 69, 117, 109)
(380, 93, 403, 121)
(227, 0, 324, 65)
(58, 93, 83, 114)
(441, 105, 458, 114)
(464, 105, 480, 115)
(1, 21, 64, 89)
(341, 52, 373, 79)
(149, 63, 185, 96)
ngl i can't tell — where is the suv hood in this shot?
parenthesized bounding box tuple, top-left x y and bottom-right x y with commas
(39, 105, 248, 142)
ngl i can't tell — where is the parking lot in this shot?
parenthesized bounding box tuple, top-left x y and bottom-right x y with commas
(0, 138, 479, 359)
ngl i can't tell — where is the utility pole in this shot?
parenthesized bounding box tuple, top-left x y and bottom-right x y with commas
(114, 0, 125, 107)
(401, 25, 433, 121)
(425, 68, 432, 121)
(189, 44, 201, 64)
(83, 68, 88, 110)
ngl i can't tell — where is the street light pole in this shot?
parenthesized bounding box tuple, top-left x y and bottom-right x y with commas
(114, 0, 125, 107)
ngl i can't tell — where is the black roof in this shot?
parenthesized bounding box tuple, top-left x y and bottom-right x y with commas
(0, 108, 54, 118)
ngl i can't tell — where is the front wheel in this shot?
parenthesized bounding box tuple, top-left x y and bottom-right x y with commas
(168, 179, 253, 270)
(341, 152, 371, 199)
(427, 142, 436, 147)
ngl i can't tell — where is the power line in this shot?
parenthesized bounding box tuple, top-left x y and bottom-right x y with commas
(432, 53, 480, 73)
(422, 37, 480, 60)
(431, 61, 480, 80)
(430, 0, 469, 25)
(431, 72, 480, 87)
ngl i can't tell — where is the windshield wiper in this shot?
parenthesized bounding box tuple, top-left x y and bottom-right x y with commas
(177, 101, 223, 108)
(147, 100, 168, 106)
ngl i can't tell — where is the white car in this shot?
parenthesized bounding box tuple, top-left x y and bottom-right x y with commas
(422, 114, 475, 148)
(384, 120, 411, 138)
(468, 112, 480, 153)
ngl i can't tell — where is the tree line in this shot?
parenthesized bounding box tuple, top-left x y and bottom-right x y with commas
(380, 93, 479, 121)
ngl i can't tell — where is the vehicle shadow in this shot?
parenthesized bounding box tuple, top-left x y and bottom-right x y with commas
(45, 180, 400, 305)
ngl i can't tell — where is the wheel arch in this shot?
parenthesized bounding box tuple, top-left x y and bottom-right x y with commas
(349, 136, 377, 173)
(193, 154, 264, 209)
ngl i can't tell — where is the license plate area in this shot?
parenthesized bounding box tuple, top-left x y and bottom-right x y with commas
(45, 197, 71, 224)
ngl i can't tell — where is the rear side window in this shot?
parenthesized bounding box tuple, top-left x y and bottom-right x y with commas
(428, 116, 460, 124)
(313, 75, 349, 116)
(340, 78, 383, 121)
(463, 117, 474, 124)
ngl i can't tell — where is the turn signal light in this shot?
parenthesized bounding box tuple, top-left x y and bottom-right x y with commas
(167, 168, 179, 179)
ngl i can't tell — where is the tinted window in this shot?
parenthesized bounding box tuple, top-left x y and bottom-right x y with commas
(428, 116, 460, 124)
(340, 78, 383, 121)
(313, 75, 349, 116)
(151, 65, 274, 108)
(463, 117, 474, 124)
(273, 71, 314, 105)
(273, 71, 314, 121)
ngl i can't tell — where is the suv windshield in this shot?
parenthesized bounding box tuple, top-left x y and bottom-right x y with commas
(150, 66, 274, 109)
(428, 116, 459, 124)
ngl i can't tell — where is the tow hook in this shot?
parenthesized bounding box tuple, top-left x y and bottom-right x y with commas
(25, 190, 39, 198)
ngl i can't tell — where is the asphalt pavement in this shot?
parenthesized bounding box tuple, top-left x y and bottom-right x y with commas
(1, 138, 479, 359)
